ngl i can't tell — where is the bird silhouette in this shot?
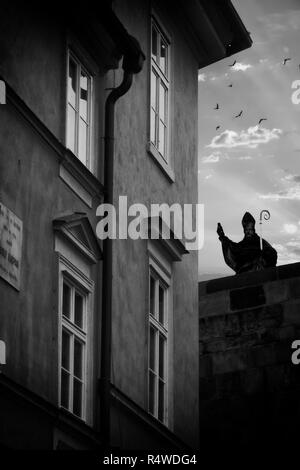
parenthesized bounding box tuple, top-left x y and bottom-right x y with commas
(283, 58, 291, 65)
(235, 110, 243, 118)
(216, 126, 220, 131)
(228, 84, 233, 88)
(258, 118, 267, 125)
(214, 104, 219, 110)
(229, 60, 237, 67)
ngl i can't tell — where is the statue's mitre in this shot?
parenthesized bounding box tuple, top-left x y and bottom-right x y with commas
(242, 212, 255, 227)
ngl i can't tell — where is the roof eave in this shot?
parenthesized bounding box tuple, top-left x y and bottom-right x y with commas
(179, 0, 252, 69)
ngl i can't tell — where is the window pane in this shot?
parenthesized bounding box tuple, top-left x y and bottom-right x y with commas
(73, 378, 83, 417)
(149, 325, 156, 371)
(74, 292, 83, 329)
(152, 26, 158, 62)
(67, 104, 76, 153)
(149, 371, 156, 415)
(159, 333, 165, 379)
(61, 369, 70, 409)
(158, 379, 165, 422)
(80, 72, 88, 121)
(150, 276, 156, 316)
(158, 121, 166, 156)
(78, 118, 87, 165)
(150, 109, 156, 144)
(62, 330, 70, 370)
(151, 71, 157, 110)
(160, 39, 167, 75)
(159, 84, 166, 123)
(62, 282, 71, 319)
(74, 339, 83, 379)
(159, 284, 164, 325)
(68, 57, 77, 108)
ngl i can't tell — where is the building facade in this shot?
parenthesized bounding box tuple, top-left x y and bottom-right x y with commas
(0, 1, 251, 451)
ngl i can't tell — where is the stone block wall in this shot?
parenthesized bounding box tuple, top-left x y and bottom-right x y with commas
(199, 263, 300, 455)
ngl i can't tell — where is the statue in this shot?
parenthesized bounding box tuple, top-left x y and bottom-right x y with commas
(217, 212, 277, 274)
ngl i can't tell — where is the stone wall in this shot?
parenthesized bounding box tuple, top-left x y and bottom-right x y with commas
(199, 263, 300, 455)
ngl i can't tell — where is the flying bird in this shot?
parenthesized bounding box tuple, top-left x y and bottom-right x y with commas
(216, 126, 220, 131)
(214, 104, 219, 110)
(234, 110, 243, 118)
(258, 118, 267, 125)
(283, 58, 291, 65)
(229, 60, 237, 67)
(228, 84, 233, 88)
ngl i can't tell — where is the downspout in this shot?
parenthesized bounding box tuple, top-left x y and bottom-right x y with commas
(101, 36, 145, 448)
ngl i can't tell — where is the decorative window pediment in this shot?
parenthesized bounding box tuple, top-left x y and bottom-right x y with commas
(53, 212, 102, 264)
(147, 216, 188, 263)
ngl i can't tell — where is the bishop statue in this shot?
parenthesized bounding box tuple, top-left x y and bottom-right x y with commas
(217, 212, 277, 274)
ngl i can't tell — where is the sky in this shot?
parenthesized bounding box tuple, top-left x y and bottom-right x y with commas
(198, 0, 300, 280)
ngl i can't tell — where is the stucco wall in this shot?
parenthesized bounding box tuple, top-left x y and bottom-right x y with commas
(0, 10, 102, 409)
(0, 1, 200, 449)
(0, 6, 64, 140)
(111, 0, 199, 448)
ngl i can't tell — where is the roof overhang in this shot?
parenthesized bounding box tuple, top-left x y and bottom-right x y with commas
(178, 0, 252, 68)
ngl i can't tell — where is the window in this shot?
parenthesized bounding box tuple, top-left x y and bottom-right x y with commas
(60, 276, 87, 419)
(54, 214, 100, 425)
(148, 267, 168, 423)
(67, 50, 92, 168)
(147, 220, 187, 429)
(150, 18, 170, 162)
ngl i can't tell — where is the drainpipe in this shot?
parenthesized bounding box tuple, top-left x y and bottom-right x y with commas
(101, 35, 145, 448)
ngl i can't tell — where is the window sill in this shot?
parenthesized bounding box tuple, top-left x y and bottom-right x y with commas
(147, 142, 175, 183)
(60, 149, 104, 208)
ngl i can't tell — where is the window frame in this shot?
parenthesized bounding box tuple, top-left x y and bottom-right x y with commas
(148, 256, 171, 425)
(148, 15, 174, 182)
(58, 255, 93, 422)
(66, 48, 94, 171)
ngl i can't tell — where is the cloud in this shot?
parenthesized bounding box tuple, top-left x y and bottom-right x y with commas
(207, 126, 282, 149)
(198, 169, 215, 180)
(273, 243, 300, 265)
(202, 153, 220, 164)
(198, 73, 206, 82)
(287, 241, 300, 249)
(201, 151, 230, 164)
(259, 186, 300, 201)
(201, 151, 253, 164)
(260, 173, 300, 201)
(231, 62, 252, 72)
(258, 10, 300, 36)
(283, 224, 298, 235)
(282, 174, 300, 183)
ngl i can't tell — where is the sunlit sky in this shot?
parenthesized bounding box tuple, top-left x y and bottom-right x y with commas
(198, 0, 300, 280)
